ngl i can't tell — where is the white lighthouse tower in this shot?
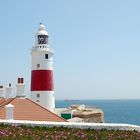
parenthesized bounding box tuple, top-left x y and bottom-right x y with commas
(30, 23, 55, 112)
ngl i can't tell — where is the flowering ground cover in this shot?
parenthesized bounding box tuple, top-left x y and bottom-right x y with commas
(0, 123, 139, 140)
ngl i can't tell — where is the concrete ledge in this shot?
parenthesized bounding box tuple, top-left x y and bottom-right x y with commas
(0, 119, 140, 132)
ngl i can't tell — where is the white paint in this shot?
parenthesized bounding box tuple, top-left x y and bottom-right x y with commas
(5, 104, 14, 120)
(31, 47, 53, 70)
(16, 84, 25, 97)
(5, 86, 12, 99)
(0, 120, 140, 132)
(31, 91, 55, 112)
(35, 23, 48, 46)
(61, 109, 74, 118)
(0, 88, 4, 98)
(67, 117, 84, 123)
(30, 23, 55, 112)
(55, 108, 68, 116)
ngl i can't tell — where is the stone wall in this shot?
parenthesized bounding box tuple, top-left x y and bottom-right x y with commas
(73, 112, 104, 123)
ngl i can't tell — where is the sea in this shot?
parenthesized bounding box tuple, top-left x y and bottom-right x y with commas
(56, 100, 140, 126)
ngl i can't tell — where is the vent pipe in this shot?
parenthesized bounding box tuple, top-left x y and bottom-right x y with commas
(5, 83, 12, 99)
(5, 104, 14, 120)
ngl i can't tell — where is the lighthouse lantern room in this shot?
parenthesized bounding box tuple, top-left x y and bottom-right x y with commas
(30, 23, 55, 112)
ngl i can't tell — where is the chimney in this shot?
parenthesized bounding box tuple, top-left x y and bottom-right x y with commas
(0, 86, 4, 98)
(5, 104, 14, 120)
(16, 77, 25, 97)
(5, 83, 12, 99)
(21, 78, 24, 84)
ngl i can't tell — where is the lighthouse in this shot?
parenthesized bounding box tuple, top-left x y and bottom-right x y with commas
(30, 23, 55, 112)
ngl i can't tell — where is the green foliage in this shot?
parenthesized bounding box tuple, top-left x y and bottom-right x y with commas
(0, 123, 139, 140)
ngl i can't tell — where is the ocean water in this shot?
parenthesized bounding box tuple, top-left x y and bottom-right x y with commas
(56, 100, 140, 126)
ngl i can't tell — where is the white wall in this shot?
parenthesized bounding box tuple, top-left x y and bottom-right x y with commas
(0, 120, 140, 132)
(30, 91, 55, 112)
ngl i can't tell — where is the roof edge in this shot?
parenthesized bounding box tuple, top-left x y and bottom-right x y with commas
(26, 98, 67, 122)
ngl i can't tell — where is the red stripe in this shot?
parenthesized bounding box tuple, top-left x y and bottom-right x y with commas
(31, 70, 54, 91)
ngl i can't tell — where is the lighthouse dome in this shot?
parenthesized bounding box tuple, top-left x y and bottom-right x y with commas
(37, 23, 48, 36)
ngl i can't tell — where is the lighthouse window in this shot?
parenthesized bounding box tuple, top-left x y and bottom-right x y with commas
(36, 94, 40, 98)
(38, 35, 47, 44)
(37, 64, 40, 68)
(45, 54, 48, 59)
(36, 100, 40, 102)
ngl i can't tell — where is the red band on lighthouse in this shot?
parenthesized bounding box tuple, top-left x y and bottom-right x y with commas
(31, 70, 54, 91)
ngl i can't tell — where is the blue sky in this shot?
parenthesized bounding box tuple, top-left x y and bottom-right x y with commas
(0, 0, 140, 99)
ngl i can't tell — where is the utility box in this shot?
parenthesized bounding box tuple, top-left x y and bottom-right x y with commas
(61, 110, 73, 120)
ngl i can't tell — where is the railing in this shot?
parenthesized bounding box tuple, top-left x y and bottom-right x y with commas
(32, 46, 53, 53)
